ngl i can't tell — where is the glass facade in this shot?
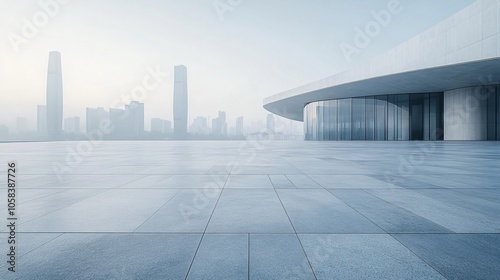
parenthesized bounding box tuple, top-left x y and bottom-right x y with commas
(304, 93, 445, 141)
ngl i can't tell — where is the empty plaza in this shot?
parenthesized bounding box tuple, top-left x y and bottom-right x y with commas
(1, 141, 499, 279)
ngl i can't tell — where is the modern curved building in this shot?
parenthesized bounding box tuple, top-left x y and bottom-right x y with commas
(264, 0, 500, 141)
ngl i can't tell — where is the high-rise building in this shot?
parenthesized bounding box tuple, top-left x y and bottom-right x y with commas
(108, 101, 144, 139)
(164, 120, 172, 134)
(151, 118, 171, 134)
(211, 111, 227, 135)
(64, 117, 80, 134)
(267, 114, 275, 134)
(109, 108, 127, 139)
(46, 51, 63, 139)
(173, 65, 188, 137)
(235, 116, 244, 136)
(86, 107, 108, 133)
(37, 105, 47, 135)
(151, 118, 163, 134)
(126, 101, 144, 137)
(191, 116, 209, 135)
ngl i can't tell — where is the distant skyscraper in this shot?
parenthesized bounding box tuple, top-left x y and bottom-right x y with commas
(151, 118, 164, 134)
(46, 51, 63, 139)
(86, 107, 108, 133)
(173, 65, 188, 137)
(64, 117, 80, 134)
(126, 101, 144, 137)
(151, 118, 171, 134)
(267, 114, 275, 134)
(191, 116, 209, 135)
(211, 111, 227, 135)
(109, 108, 127, 139)
(235, 116, 244, 136)
(37, 105, 47, 135)
(108, 101, 144, 139)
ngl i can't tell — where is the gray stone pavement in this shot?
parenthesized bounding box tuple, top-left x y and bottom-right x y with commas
(0, 141, 499, 279)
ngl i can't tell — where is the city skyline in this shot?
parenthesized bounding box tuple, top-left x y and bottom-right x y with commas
(1, 50, 300, 140)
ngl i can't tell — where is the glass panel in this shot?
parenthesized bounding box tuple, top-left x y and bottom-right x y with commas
(312, 102, 318, 140)
(329, 100, 338, 140)
(399, 94, 410, 140)
(423, 94, 430, 140)
(338, 99, 352, 140)
(317, 103, 324, 141)
(304, 104, 310, 140)
(352, 98, 366, 140)
(429, 93, 444, 140)
(375, 96, 387, 140)
(365, 97, 374, 140)
(410, 94, 424, 140)
(387, 95, 396, 141)
(487, 88, 497, 140)
(498, 86, 500, 140)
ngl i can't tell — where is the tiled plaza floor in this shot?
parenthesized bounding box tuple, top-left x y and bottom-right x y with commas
(0, 141, 499, 279)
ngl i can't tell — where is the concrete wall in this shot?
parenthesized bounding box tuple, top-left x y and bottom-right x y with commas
(444, 86, 496, 140)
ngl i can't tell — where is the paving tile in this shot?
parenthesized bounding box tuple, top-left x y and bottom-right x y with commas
(0, 233, 201, 280)
(250, 234, 315, 280)
(225, 175, 274, 189)
(269, 175, 296, 189)
(126, 174, 228, 189)
(393, 234, 500, 280)
(19, 189, 180, 232)
(286, 175, 323, 188)
(206, 189, 294, 233)
(367, 189, 500, 233)
(187, 234, 247, 280)
(310, 175, 400, 189)
(299, 234, 445, 279)
(329, 189, 453, 233)
(277, 189, 383, 233)
(136, 188, 222, 233)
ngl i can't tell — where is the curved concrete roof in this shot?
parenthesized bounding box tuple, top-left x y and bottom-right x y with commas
(263, 0, 500, 121)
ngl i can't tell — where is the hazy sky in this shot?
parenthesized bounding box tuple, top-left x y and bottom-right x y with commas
(0, 0, 475, 131)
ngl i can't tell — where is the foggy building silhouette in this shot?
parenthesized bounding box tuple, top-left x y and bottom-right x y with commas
(235, 116, 244, 136)
(109, 101, 144, 139)
(173, 65, 188, 138)
(126, 101, 144, 137)
(211, 111, 227, 136)
(64, 117, 80, 134)
(46, 51, 63, 139)
(86, 107, 108, 133)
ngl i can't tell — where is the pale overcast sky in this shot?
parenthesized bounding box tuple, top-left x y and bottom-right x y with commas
(0, 0, 475, 131)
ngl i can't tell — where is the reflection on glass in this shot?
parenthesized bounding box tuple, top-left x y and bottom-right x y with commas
(304, 93, 449, 141)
